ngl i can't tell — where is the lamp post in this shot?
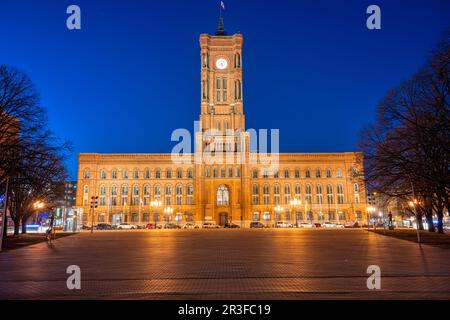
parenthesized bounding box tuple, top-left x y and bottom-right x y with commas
(367, 206, 376, 229)
(151, 199, 161, 228)
(409, 199, 421, 244)
(163, 206, 173, 227)
(274, 205, 284, 228)
(290, 198, 301, 228)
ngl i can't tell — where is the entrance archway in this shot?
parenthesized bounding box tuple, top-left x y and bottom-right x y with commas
(219, 212, 228, 226)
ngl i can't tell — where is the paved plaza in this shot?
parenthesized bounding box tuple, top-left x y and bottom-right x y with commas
(0, 229, 449, 299)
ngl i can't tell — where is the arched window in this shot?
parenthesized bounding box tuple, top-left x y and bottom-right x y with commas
(112, 169, 118, 179)
(213, 168, 218, 178)
(274, 168, 279, 178)
(263, 168, 269, 178)
(83, 169, 90, 179)
(337, 184, 344, 204)
(263, 184, 270, 204)
(215, 120, 221, 133)
(224, 121, 230, 133)
(274, 184, 281, 205)
(121, 185, 129, 206)
(101, 170, 106, 180)
(205, 167, 211, 177)
(123, 169, 129, 179)
(154, 184, 161, 199)
(155, 168, 161, 179)
(132, 185, 140, 205)
(235, 167, 240, 177)
(99, 185, 106, 206)
(327, 184, 334, 204)
(143, 184, 151, 205)
(295, 184, 301, 199)
(252, 169, 258, 179)
(284, 169, 290, 178)
(177, 168, 183, 179)
(316, 184, 323, 204)
(295, 168, 300, 178)
(187, 185, 194, 205)
(83, 185, 89, 205)
(284, 184, 291, 204)
(305, 184, 312, 204)
(145, 168, 150, 179)
(165, 185, 172, 205)
(315, 168, 321, 178)
(354, 183, 360, 204)
(336, 168, 342, 178)
(234, 80, 242, 100)
(176, 184, 183, 205)
(217, 185, 229, 206)
(111, 185, 118, 206)
(352, 167, 359, 177)
(305, 169, 311, 178)
(187, 168, 193, 179)
(326, 168, 331, 178)
(166, 168, 172, 179)
(235, 53, 241, 68)
(252, 184, 260, 205)
(133, 170, 139, 179)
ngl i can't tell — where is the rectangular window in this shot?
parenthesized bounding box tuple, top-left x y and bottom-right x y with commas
(216, 78, 221, 102)
(223, 78, 227, 102)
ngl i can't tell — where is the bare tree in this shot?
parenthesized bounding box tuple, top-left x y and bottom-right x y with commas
(359, 34, 450, 233)
(0, 65, 70, 237)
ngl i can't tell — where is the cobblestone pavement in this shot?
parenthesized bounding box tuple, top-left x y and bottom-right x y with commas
(0, 229, 449, 299)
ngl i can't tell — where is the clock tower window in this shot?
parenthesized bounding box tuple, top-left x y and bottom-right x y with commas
(223, 78, 228, 102)
(216, 78, 221, 102)
(235, 80, 242, 100)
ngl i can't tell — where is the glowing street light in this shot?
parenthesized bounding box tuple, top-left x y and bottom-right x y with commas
(290, 198, 301, 227)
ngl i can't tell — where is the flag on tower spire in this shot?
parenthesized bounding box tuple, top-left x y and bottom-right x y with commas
(216, 1, 227, 35)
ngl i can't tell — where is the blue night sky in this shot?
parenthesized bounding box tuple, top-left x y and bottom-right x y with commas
(1, 0, 449, 179)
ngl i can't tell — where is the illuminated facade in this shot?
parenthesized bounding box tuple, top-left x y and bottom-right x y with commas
(76, 20, 367, 227)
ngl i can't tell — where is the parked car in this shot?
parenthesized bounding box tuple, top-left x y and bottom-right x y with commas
(344, 221, 360, 228)
(145, 223, 161, 229)
(96, 223, 112, 230)
(250, 222, 266, 228)
(202, 222, 220, 229)
(164, 223, 181, 229)
(115, 223, 136, 230)
(276, 221, 293, 228)
(183, 222, 199, 229)
(81, 224, 91, 230)
(335, 224, 345, 229)
(298, 222, 314, 228)
(224, 223, 240, 228)
(313, 223, 322, 228)
(323, 222, 337, 228)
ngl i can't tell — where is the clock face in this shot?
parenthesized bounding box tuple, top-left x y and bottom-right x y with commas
(215, 58, 228, 70)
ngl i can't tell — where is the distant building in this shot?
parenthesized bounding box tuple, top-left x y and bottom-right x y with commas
(63, 181, 77, 207)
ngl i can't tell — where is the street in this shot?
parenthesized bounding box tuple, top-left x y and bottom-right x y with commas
(0, 229, 449, 299)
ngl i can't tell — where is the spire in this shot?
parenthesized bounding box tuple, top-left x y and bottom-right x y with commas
(215, 9, 227, 35)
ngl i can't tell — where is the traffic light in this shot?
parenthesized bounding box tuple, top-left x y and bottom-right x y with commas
(90, 196, 98, 209)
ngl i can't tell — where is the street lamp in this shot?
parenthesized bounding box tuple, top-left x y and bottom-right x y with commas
(33, 201, 45, 225)
(163, 206, 173, 227)
(274, 205, 284, 228)
(151, 199, 162, 228)
(367, 206, 376, 229)
(290, 198, 301, 228)
(408, 198, 421, 243)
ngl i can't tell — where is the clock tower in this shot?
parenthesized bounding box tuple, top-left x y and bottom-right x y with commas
(198, 18, 245, 136)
